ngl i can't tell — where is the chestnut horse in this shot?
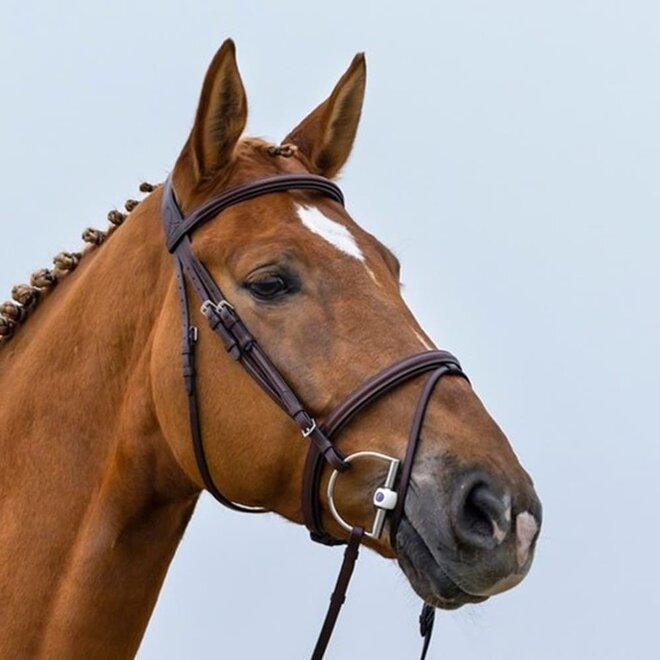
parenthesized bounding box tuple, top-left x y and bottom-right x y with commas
(0, 40, 541, 658)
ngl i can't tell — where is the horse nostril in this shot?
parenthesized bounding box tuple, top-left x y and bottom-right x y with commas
(452, 477, 511, 551)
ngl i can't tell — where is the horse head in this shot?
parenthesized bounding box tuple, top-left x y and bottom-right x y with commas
(151, 39, 542, 613)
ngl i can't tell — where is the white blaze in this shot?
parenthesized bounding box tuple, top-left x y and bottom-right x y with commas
(296, 204, 364, 261)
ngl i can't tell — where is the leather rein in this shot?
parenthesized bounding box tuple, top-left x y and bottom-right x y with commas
(161, 172, 468, 659)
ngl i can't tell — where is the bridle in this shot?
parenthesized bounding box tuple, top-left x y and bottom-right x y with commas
(161, 172, 469, 659)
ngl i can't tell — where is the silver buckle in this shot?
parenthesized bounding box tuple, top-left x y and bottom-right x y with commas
(327, 451, 400, 540)
(201, 299, 235, 316)
(301, 418, 317, 438)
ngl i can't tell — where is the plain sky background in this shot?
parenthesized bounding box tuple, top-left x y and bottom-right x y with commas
(1, 1, 659, 658)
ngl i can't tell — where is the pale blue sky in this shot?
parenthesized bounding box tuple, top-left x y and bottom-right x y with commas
(2, 1, 659, 658)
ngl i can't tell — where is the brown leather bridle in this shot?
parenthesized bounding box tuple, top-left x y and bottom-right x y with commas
(161, 172, 469, 659)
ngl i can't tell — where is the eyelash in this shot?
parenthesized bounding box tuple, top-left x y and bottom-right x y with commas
(245, 273, 294, 301)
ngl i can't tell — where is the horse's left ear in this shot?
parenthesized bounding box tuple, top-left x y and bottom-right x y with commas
(283, 53, 366, 179)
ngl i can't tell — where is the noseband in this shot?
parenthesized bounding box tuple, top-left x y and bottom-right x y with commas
(161, 173, 468, 659)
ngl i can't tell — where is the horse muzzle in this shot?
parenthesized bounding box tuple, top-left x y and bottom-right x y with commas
(396, 463, 542, 608)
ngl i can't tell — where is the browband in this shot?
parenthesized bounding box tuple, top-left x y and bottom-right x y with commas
(164, 173, 344, 252)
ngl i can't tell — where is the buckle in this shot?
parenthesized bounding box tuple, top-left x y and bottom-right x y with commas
(326, 451, 400, 540)
(201, 299, 235, 317)
(301, 417, 317, 438)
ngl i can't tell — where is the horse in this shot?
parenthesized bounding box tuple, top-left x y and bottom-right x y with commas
(0, 39, 542, 658)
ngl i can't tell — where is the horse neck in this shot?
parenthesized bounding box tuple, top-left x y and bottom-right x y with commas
(0, 191, 198, 658)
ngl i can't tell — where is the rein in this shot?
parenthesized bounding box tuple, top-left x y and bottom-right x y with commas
(161, 173, 468, 659)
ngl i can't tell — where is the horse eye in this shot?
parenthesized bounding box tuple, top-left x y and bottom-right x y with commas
(247, 275, 290, 301)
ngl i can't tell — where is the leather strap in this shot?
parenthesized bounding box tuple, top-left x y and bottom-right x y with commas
(311, 539, 437, 660)
(311, 526, 364, 660)
(419, 604, 436, 660)
(174, 253, 267, 513)
(389, 364, 467, 546)
(165, 173, 344, 251)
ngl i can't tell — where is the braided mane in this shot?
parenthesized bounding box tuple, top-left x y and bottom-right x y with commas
(0, 182, 159, 346)
(0, 141, 301, 346)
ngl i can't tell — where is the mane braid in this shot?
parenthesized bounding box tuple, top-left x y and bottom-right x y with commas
(0, 182, 160, 346)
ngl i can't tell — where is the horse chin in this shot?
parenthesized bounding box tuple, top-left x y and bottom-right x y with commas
(396, 517, 489, 610)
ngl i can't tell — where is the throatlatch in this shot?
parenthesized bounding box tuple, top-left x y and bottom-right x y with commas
(161, 172, 468, 659)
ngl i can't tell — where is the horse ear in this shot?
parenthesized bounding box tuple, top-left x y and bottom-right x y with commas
(179, 39, 247, 180)
(283, 53, 366, 179)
